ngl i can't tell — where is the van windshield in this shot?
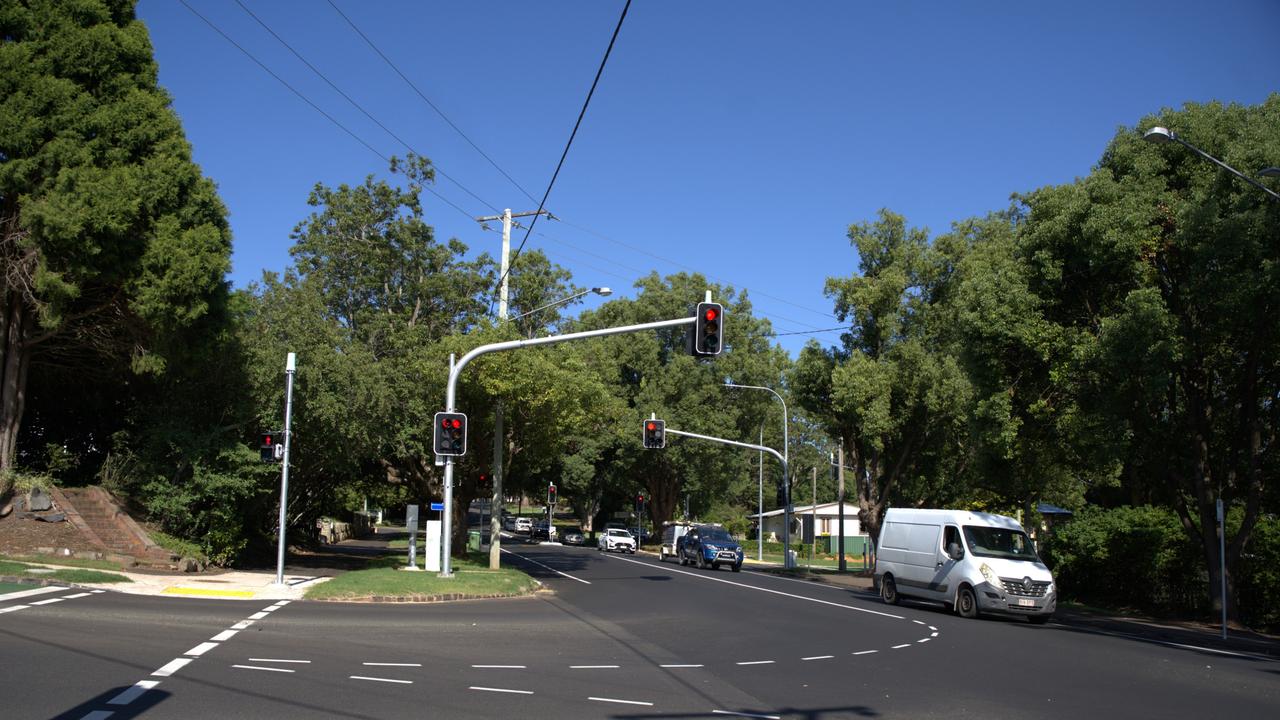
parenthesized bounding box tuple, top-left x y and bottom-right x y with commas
(962, 525, 1039, 561)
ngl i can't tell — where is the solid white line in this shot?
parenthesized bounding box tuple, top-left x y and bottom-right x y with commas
(892, 643, 911, 649)
(248, 611, 270, 620)
(231, 620, 254, 630)
(152, 658, 192, 677)
(500, 549, 591, 584)
(1065, 625, 1277, 662)
(63, 592, 92, 599)
(184, 642, 219, 656)
(802, 655, 834, 661)
(853, 650, 878, 655)
(0, 605, 29, 614)
(736, 660, 775, 665)
(107, 680, 160, 706)
(570, 665, 619, 669)
(472, 664, 526, 669)
(210, 630, 238, 642)
(363, 662, 422, 667)
(608, 554, 903, 619)
(470, 686, 533, 695)
(351, 675, 413, 684)
(1, 586, 69, 600)
(30, 597, 65, 605)
(712, 711, 782, 719)
(80, 711, 114, 720)
(589, 696, 654, 706)
(661, 664, 704, 668)
(232, 664, 295, 673)
(248, 658, 311, 664)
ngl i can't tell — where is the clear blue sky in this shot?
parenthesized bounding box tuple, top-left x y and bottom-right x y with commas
(136, 1, 1278, 356)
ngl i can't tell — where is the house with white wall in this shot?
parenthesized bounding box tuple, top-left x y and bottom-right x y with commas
(751, 502, 862, 541)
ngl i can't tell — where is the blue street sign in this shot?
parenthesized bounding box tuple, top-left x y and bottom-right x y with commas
(430, 502, 444, 511)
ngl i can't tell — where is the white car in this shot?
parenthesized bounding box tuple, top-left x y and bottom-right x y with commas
(597, 528, 636, 554)
(512, 517, 532, 534)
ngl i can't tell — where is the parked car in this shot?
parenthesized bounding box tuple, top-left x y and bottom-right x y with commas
(562, 527, 586, 546)
(628, 527, 653, 545)
(512, 517, 532, 534)
(659, 522, 693, 561)
(679, 524, 743, 571)
(502, 515, 518, 531)
(530, 520, 558, 541)
(598, 528, 637, 554)
(875, 508, 1055, 623)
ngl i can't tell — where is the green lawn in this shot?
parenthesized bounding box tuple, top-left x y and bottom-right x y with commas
(305, 553, 539, 601)
(0, 559, 131, 584)
(2, 554, 126, 571)
(747, 552, 870, 571)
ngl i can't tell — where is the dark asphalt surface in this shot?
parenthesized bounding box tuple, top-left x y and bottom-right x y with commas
(3, 536, 1278, 719)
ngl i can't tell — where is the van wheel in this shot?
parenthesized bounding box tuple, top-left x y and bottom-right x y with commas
(1028, 614, 1051, 625)
(957, 585, 979, 619)
(881, 575, 899, 605)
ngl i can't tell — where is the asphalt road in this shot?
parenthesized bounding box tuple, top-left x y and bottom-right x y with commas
(3, 541, 1278, 719)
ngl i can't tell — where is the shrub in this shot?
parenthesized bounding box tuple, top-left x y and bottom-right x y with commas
(1233, 513, 1280, 631)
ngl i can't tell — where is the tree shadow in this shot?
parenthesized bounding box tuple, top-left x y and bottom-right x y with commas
(50, 685, 171, 719)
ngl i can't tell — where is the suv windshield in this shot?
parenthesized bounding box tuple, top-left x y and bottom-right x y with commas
(702, 529, 733, 542)
(962, 525, 1038, 561)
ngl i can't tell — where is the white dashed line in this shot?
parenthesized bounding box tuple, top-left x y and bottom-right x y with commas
(30, 597, 65, 605)
(470, 686, 534, 695)
(0, 605, 29, 614)
(231, 620, 254, 630)
(913, 620, 926, 625)
(107, 680, 160, 706)
(570, 665, 619, 669)
(152, 658, 192, 677)
(232, 664, 295, 673)
(853, 650, 878, 655)
(91, 589, 105, 593)
(63, 592, 92, 599)
(0, 585, 68, 600)
(589, 696, 654, 706)
(248, 658, 311, 664)
(363, 662, 422, 667)
(928, 625, 937, 631)
(210, 630, 238, 642)
(736, 660, 775, 665)
(661, 664, 704, 668)
(248, 611, 270, 620)
(712, 711, 782, 719)
(472, 664, 526, 669)
(184, 642, 219, 657)
(931, 632, 939, 637)
(891, 644, 911, 649)
(802, 655, 834, 661)
(351, 675, 413, 684)
(917, 638, 931, 643)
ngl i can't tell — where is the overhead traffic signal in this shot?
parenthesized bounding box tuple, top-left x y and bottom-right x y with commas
(693, 302, 724, 356)
(642, 419, 665, 449)
(547, 483, 557, 506)
(259, 432, 279, 463)
(433, 412, 468, 456)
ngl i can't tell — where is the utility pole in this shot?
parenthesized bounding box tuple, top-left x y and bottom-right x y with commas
(475, 208, 551, 571)
(810, 465, 817, 569)
(837, 442, 846, 572)
(274, 352, 296, 586)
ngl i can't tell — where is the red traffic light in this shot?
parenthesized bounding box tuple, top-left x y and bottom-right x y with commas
(704, 307, 718, 322)
(646, 421, 656, 431)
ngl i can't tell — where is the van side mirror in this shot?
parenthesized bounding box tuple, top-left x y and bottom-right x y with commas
(947, 542, 964, 561)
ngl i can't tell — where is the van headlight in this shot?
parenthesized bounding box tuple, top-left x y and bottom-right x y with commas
(980, 563, 1002, 589)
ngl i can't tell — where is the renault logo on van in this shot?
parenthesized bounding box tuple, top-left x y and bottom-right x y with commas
(1023, 576, 1032, 588)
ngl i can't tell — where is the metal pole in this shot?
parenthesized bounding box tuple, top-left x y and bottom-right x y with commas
(1218, 497, 1227, 639)
(723, 382, 789, 567)
(757, 426, 763, 562)
(274, 352, 296, 585)
(810, 465, 816, 569)
(837, 444, 846, 572)
(1170, 135, 1280, 202)
(440, 354, 456, 577)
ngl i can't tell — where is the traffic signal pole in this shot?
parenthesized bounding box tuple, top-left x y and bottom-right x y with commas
(661, 426, 793, 569)
(439, 313, 699, 577)
(274, 352, 297, 586)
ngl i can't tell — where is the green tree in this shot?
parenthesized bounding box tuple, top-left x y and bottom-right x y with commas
(0, 1, 232, 482)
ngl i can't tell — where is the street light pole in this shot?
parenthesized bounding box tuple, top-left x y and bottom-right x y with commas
(1143, 127, 1280, 202)
(724, 382, 791, 568)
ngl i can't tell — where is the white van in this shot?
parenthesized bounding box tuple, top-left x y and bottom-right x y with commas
(875, 508, 1056, 623)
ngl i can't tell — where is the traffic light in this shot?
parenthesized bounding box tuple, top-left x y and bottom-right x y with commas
(547, 483, 557, 506)
(259, 432, 278, 463)
(693, 302, 724, 356)
(636, 493, 646, 515)
(776, 478, 790, 508)
(642, 419, 665, 449)
(433, 411, 468, 456)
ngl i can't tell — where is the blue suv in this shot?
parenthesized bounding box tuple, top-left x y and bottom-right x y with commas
(678, 525, 743, 572)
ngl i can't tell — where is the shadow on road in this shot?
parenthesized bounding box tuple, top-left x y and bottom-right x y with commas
(52, 685, 171, 719)
(609, 703, 879, 719)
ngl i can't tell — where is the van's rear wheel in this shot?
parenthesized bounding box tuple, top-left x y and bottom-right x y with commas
(957, 585, 979, 619)
(881, 575, 899, 605)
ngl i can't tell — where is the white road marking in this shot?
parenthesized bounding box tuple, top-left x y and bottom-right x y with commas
(351, 675, 413, 684)
(0, 585, 69, 601)
(930, 632, 939, 637)
(80, 711, 114, 719)
(500, 548, 591, 584)
(184, 642, 219, 656)
(917, 638, 931, 643)
(661, 664, 704, 668)
(248, 611, 270, 620)
(712, 711, 782, 719)
(1065, 625, 1278, 662)
(248, 658, 311, 663)
(91, 589, 105, 593)
(608, 554, 904, 619)
(231, 620, 254, 630)
(152, 658, 192, 677)
(472, 664, 526, 669)
(210, 630, 238, 642)
(107, 680, 160, 705)
(0, 605, 29, 614)
(928, 625, 937, 631)
(853, 650, 878, 655)
(30, 597, 65, 605)
(470, 686, 534, 695)
(232, 664, 295, 673)
(570, 665, 619, 669)
(802, 655, 834, 661)
(363, 662, 422, 667)
(891, 643, 911, 649)
(736, 660, 775, 665)
(589, 696, 654, 706)
(63, 592, 92, 599)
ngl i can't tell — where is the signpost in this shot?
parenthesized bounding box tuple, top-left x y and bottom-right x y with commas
(406, 504, 419, 570)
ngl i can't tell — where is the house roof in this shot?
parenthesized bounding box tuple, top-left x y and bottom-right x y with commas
(751, 502, 861, 519)
(1037, 502, 1074, 516)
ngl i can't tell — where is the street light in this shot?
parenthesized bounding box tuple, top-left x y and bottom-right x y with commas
(508, 287, 612, 321)
(1142, 126, 1280, 202)
(724, 381, 789, 566)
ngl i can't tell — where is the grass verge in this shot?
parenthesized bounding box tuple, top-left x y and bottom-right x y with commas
(305, 552, 539, 601)
(2, 554, 126, 571)
(0, 559, 131, 584)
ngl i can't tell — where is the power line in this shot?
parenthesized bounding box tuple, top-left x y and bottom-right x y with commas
(495, 0, 632, 299)
(233, 0, 499, 214)
(178, 0, 479, 223)
(326, 0, 540, 207)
